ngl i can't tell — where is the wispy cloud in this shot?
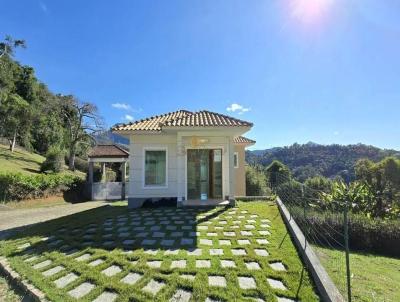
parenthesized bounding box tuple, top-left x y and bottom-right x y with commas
(124, 114, 134, 121)
(112, 103, 143, 115)
(112, 103, 132, 110)
(226, 103, 251, 115)
(39, 1, 48, 13)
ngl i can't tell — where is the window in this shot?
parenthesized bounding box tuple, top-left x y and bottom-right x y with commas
(144, 149, 167, 187)
(234, 152, 239, 168)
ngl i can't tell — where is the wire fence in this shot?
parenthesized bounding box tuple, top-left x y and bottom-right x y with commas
(269, 172, 352, 302)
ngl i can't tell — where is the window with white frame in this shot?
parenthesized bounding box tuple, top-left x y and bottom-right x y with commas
(234, 152, 239, 168)
(144, 149, 167, 187)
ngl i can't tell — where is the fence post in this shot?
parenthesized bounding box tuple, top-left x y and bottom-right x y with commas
(301, 184, 307, 249)
(344, 200, 352, 302)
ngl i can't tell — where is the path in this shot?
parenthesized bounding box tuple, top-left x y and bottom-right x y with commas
(0, 201, 107, 238)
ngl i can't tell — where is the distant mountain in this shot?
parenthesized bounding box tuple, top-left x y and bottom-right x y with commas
(246, 143, 400, 182)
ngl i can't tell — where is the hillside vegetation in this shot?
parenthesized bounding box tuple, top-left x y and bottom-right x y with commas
(246, 142, 400, 181)
(0, 143, 45, 174)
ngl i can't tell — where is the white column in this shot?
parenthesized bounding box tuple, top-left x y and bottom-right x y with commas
(176, 133, 185, 205)
(121, 161, 126, 200)
(228, 136, 235, 200)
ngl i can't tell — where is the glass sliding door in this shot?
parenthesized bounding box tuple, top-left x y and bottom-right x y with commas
(187, 149, 222, 200)
(211, 149, 223, 199)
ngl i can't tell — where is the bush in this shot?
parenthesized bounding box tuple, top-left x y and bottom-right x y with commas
(40, 148, 65, 173)
(64, 156, 89, 173)
(0, 172, 84, 202)
(246, 165, 270, 196)
(289, 206, 400, 258)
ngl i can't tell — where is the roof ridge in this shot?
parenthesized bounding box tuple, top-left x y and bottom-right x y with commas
(118, 109, 192, 128)
(198, 110, 253, 126)
(159, 110, 194, 127)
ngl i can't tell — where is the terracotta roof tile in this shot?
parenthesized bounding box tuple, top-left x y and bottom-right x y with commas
(234, 136, 256, 145)
(113, 110, 192, 131)
(88, 145, 129, 158)
(113, 109, 253, 132)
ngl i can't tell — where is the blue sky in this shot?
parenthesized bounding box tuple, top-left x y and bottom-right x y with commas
(1, 0, 400, 150)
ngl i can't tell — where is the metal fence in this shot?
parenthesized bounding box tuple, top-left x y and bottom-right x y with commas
(269, 172, 352, 302)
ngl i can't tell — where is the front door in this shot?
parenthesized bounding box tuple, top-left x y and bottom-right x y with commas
(187, 149, 222, 200)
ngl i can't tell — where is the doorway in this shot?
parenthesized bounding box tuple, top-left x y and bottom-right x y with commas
(187, 149, 222, 200)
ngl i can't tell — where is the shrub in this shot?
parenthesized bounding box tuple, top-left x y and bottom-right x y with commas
(64, 156, 89, 173)
(106, 170, 117, 182)
(0, 172, 84, 202)
(40, 147, 65, 173)
(288, 206, 400, 258)
(246, 165, 270, 196)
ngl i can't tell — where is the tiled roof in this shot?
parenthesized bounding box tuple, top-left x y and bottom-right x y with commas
(88, 145, 129, 158)
(164, 110, 253, 127)
(234, 136, 256, 145)
(113, 110, 253, 132)
(113, 110, 192, 132)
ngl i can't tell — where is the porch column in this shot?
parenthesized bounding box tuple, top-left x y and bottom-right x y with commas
(88, 161, 94, 200)
(121, 161, 126, 200)
(228, 136, 235, 202)
(176, 133, 185, 206)
(101, 162, 106, 183)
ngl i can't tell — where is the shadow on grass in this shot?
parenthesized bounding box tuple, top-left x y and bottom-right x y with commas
(6, 204, 230, 260)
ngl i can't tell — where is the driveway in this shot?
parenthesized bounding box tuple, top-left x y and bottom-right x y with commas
(0, 201, 107, 238)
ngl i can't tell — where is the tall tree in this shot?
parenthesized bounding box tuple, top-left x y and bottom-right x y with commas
(0, 94, 31, 151)
(0, 35, 26, 59)
(62, 96, 104, 170)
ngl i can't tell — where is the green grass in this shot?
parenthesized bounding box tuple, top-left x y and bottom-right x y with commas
(0, 144, 85, 178)
(0, 276, 22, 302)
(0, 201, 318, 302)
(314, 246, 400, 302)
(0, 144, 45, 174)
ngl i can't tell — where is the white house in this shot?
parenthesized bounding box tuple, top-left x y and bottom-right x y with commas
(112, 110, 255, 208)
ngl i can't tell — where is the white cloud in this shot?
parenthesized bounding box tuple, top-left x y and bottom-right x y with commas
(112, 103, 132, 110)
(226, 103, 251, 115)
(124, 114, 134, 121)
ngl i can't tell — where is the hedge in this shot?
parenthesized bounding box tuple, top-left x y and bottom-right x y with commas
(0, 172, 85, 202)
(288, 206, 400, 258)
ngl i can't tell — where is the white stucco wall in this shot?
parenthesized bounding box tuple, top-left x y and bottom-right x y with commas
(129, 134, 177, 198)
(129, 131, 236, 200)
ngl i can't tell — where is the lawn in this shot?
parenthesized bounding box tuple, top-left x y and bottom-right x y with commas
(314, 246, 400, 302)
(0, 276, 22, 302)
(0, 144, 45, 175)
(0, 144, 85, 178)
(0, 201, 318, 302)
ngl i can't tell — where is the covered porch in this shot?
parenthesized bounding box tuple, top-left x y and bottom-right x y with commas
(87, 145, 129, 200)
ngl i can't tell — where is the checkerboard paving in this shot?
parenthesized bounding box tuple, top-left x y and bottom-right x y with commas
(6, 204, 314, 302)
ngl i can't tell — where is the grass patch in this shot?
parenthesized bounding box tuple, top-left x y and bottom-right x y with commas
(314, 246, 400, 302)
(0, 144, 45, 175)
(5, 195, 69, 209)
(0, 144, 84, 178)
(0, 201, 318, 301)
(0, 276, 22, 302)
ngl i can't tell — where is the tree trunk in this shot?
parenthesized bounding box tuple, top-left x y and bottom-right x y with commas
(69, 145, 76, 171)
(9, 130, 16, 152)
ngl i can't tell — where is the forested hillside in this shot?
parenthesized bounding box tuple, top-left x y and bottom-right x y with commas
(0, 36, 103, 170)
(246, 142, 400, 181)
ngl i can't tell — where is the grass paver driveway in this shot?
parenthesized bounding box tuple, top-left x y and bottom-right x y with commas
(0, 201, 319, 302)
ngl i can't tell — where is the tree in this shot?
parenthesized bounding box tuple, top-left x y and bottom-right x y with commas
(265, 160, 291, 187)
(354, 157, 400, 217)
(0, 35, 26, 59)
(0, 94, 31, 151)
(246, 165, 269, 196)
(62, 96, 103, 170)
